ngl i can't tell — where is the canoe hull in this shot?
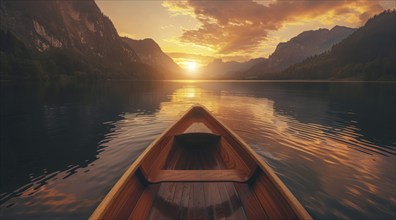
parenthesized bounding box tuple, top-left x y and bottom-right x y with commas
(90, 105, 312, 220)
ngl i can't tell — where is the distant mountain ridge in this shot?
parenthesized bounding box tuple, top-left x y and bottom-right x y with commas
(0, 0, 181, 80)
(122, 37, 183, 78)
(245, 25, 356, 78)
(201, 58, 265, 79)
(1, 1, 392, 81)
(273, 10, 396, 80)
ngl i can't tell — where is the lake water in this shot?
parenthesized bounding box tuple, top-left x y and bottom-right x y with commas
(0, 81, 395, 219)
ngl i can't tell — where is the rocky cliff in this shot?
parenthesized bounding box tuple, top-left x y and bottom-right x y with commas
(0, 0, 170, 80)
(122, 37, 182, 78)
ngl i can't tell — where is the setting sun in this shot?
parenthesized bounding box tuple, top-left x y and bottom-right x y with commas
(1, 1, 395, 220)
(179, 60, 200, 76)
(186, 61, 197, 73)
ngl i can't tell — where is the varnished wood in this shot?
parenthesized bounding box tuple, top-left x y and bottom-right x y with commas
(164, 136, 224, 170)
(148, 170, 248, 183)
(147, 182, 249, 220)
(128, 184, 159, 220)
(90, 105, 312, 220)
(234, 182, 269, 220)
(183, 122, 215, 134)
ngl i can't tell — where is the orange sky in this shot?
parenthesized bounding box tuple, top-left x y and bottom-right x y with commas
(95, 0, 395, 70)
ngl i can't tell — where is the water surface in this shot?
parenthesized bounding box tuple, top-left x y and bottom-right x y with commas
(1, 81, 395, 219)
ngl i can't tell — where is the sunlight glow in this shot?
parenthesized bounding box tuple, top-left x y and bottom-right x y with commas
(186, 61, 197, 73)
(179, 60, 200, 77)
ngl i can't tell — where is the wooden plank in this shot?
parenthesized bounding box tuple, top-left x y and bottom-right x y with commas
(217, 182, 233, 219)
(171, 182, 184, 218)
(143, 137, 175, 175)
(199, 105, 312, 220)
(164, 182, 179, 219)
(179, 183, 191, 219)
(193, 182, 206, 220)
(149, 182, 177, 220)
(187, 183, 195, 220)
(203, 183, 215, 219)
(252, 173, 297, 220)
(218, 138, 247, 170)
(183, 122, 215, 134)
(214, 145, 227, 170)
(234, 182, 268, 220)
(209, 182, 226, 220)
(162, 141, 184, 170)
(140, 136, 172, 173)
(223, 182, 247, 220)
(90, 105, 311, 220)
(149, 170, 248, 183)
(128, 184, 159, 220)
(100, 174, 145, 219)
(147, 184, 162, 220)
(90, 106, 197, 219)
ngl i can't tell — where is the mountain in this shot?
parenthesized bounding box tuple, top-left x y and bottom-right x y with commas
(201, 58, 266, 79)
(245, 25, 355, 78)
(275, 10, 396, 80)
(122, 37, 183, 78)
(0, 0, 165, 81)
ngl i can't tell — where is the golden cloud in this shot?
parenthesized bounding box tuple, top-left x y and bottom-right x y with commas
(168, 52, 254, 65)
(163, 0, 385, 55)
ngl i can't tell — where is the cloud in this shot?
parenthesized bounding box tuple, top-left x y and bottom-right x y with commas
(168, 52, 213, 61)
(168, 52, 214, 66)
(168, 52, 254, 65)
(163, 0, 384, 55)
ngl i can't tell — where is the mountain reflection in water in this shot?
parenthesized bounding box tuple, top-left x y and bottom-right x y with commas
(0, 81, 395, 219)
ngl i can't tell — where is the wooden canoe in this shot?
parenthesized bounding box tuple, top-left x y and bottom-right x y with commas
(90, 105, 312, 220)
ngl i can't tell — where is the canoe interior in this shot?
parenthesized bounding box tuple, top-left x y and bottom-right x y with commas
(91, 106, 310, 220)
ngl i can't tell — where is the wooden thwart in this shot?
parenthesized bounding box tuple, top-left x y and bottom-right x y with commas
(90, 105, 312, 220)
(148, 169, 249, 183)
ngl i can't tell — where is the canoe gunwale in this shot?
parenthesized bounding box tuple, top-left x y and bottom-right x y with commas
(201, 105, 312, 220)
(89, 104, 312, 220)
(89, 107, 191, 219)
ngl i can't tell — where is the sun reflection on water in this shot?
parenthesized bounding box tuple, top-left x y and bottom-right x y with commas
(158, 84, 395, 219)
(1, 82, 394, 219)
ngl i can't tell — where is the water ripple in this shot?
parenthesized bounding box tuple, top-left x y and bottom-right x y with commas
(1, 82, 394, 219)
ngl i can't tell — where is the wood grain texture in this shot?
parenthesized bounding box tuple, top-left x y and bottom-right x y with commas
(252, 172, 298, 220)
(163, 138, 225, 170)
(128, 184, 159, 220)
(148, 182, 249, 220)
(90, 105, 312, 220)
(234, 182, 269, 220)
(148, 170, 248, 182)
(183, 122, 215, 134)
(100, 173, 146, 219)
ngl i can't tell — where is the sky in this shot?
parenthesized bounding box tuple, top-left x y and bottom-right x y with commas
(95, 0, 395, 70)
